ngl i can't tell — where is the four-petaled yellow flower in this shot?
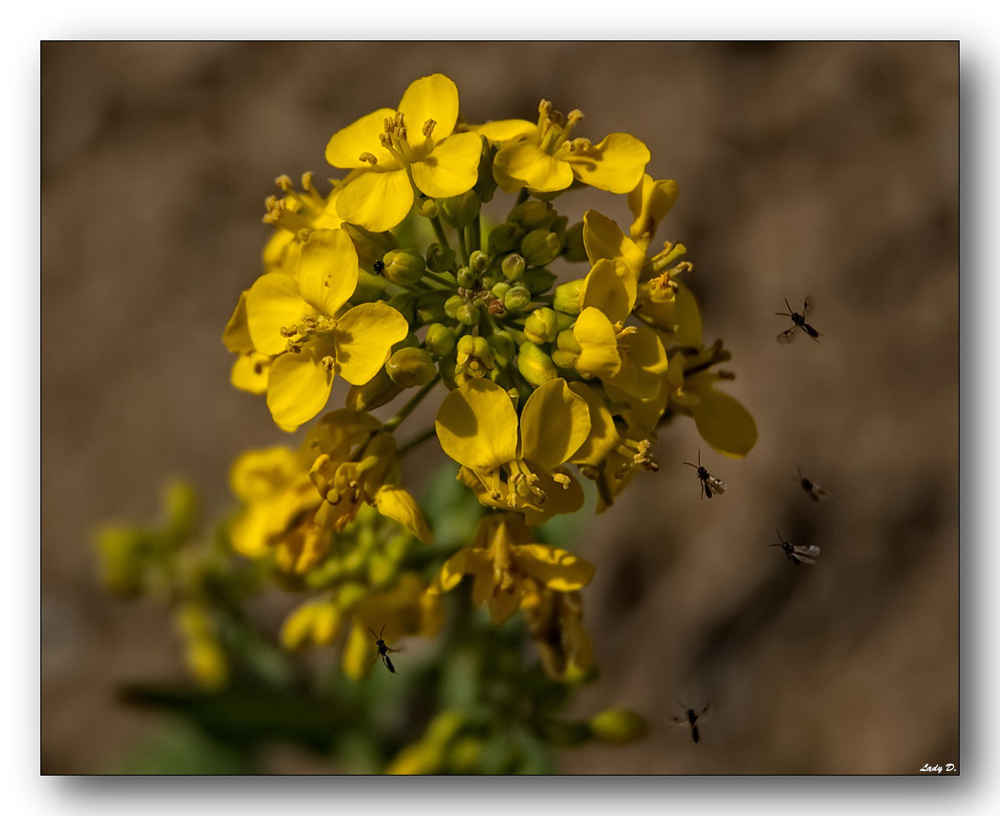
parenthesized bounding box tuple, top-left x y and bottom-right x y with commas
(244, 228, 408, 429)
(325, 74, 483, 231)
(478, 99, 650, 195)
(435, 378, 590, 525)
(428, 513, 595, 625)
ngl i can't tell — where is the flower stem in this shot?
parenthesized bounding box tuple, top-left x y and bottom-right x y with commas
(383, 374, 441, 433)
(457, 229, 469, 266)
(423, 269, 458, 289)
(397, 426, 436, 458)
(471, 215, 482, 253)
(430, 216, 451, 250)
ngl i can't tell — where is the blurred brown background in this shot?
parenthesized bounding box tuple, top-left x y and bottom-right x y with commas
(41, 41, 958, 774)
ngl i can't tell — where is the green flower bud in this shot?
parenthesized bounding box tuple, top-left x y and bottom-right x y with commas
(490, 281, 511, 301)
(553, 279, 585, 315)
(440, 190, 480, 229)
(487, 222, 524, 255)
(424, 323, 456, 358)
(503, 285, 532, 312)
(455, 302, 481, 326)
(444, 295, 466, 320)
(346, 368, 403, 412)
(563, 222, 587, 262)
(557, 328, 582, 353)
(388, 292, 415, 325)
(509, 200, 557, 231)
(352, 269, 387, 303)
(456, 266, 477, 289)
(427, 242, 457, 274)
(551, 214, 569, 237)
(417, 197, 439, 219)
(386, 347, 437, 388)
(520, 229, 561, 267)
(524, 307, 559, 345)
(488, 330, 516, 367)
(469, 250, 490, 275)
(517, 341, 558, 387)
(501, 253, 526, 281)
(521, 267, 558, 295)
(588, 709, 648, 745)
(382, 248, 426, 286)
(455, 335, 495, 383)
(416, 292, 448, 324)
(342, 223, 398, 269)
(473, 136, 498, 203)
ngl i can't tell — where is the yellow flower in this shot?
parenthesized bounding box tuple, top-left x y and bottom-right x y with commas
(428, 513, 595, 625)
(325, 74, 483, 232)
(481, 100, 649, 195)
(626, 174, 679, 244)
(175, 603, 228, 690)
(222, 291, 270, 395)
(435, 378, 591, 525)
(261, 173, 346, 276)
(307, 411, 433, 544)
(522, 588, 594, 682)
(341, 573, 443, 680)
(244, 229, 408, 429)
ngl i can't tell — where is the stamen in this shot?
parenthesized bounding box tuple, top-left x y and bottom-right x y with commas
(422, 119, 436, 138)
(359, 152, 378, 166)
(552, 472, 571, 489)
(320, 355, 336, 372)
(275, 175, 294, 192)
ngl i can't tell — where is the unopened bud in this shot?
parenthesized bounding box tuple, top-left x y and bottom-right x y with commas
(456, 266, 477, 289)
(381, 248, 426, 286)
(488, 330, 516, 367)
(444, 295, 466, 320)
(487, 222, 524, 255)
(501, 253, 526, 281)
(520, 229, 561, 267)
(386, 347, 437, 388)
(490, 281, 511, 301)
(346, 368, 403, 412)
(417, 197, 439, 219)
(469, 250, 490, 275)
(424, 323, 456, 358)
(440, 190, 480, 229)
(455, 302, 481, 326)
(427, 242, 457, 274)
(509, 200, 557, 231)
(503, 285, 532, 312)
(517, 341, 558, 387)
(553, 279, 585, 315)
(524, 307, 559, 345)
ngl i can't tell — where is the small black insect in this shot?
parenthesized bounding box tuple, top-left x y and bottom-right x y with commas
(776, 296, 821, 343)
(373, 259, 386, 275)
(797, 467, 830, 502)
(771, 529, 820, 566)
(368, 624, 399, 675)
(683, 451, 726, 499)
(672, 703, 710, 744)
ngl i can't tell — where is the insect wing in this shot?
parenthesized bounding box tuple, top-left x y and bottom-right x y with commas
(803, 295, 816, 318)
(383, 654, 396, 674)
(809, 484, 831, 501)
(777, 326, 799, 344)
(706, 476, 726, 496)
(794, 544, 821, 562)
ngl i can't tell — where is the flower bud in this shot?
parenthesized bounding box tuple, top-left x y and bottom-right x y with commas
(473, 136, 498, 203)
(509, 200, 557, 231)
(553, 279, 585, 315)
(346, 368, 404, 412)
(444, 295, 465, 320)
(341, 223, 398, 269)
(386, 347, 437, 388)
(455, 302, 481, 326)
(520, 229, 561, 267)
(552, 329, 581, 369)
(387, 292, 415, 325)
(381, 248, 426, 286)
(521, 267, 558, 295)
(416, 291, 448, 324)
(490, 281, 511, 301)
(501, 253, 526, 281)
(417, 196, 439, 219)
(427, 242, 457, 274)
(503, 285, 532, 312)
(456, 335, 495, 382)
(563, 222, 587, 262)
(524, 307, 559, 345)
(456, 266, 477, 289)
(588, 709, 648, 745)
(488, 330, 516, 367)
(424, 323, 456, 358)
(440, 190, 480, 229)
(469, 250, 490, 275)
(487, 222, 524, 255)
(516, 341, 558, 387)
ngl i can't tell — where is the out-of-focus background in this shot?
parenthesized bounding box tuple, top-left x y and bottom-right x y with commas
(41, 41, 958, 774)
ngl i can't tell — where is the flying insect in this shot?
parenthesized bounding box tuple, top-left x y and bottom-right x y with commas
(797, 467, 830, 502)
(771, 529, 820, 566)
(368, 624, 400, 675)
(672, 703, 711, 744)
(776, 296, 821, 343)
(682, 451, 726, 500)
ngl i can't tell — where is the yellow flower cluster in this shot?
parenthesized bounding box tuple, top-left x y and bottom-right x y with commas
(222, 73, 756, 683)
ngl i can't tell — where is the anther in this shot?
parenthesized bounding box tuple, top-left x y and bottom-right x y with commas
(552, 472, 571, 489)
(301, 171, 316, 192)
(320, 355, 335, 372)
(359, 152, 378, 166)
(422, 119, 436, 138)
(275, 175, 293, 192)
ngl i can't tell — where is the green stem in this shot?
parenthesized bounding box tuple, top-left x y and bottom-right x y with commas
(430, 216, 451, 250)
(383, 375, 441, 433)
(471, 215, 482, 253)
(423, 269, 458, 289)
(457, 229, 469, 266)
(396, 426, 436, 458)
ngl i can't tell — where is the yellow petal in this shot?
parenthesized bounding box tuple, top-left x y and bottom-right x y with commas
(627, 175, 679, 241)
(325, 107, 397, 169)
(266, 346, 334, 429)
(398, 73, 459, 146)
(494, 139, 574, 193)
(674, 281, 703, 347)
(519, 378, 591, 471)
(573, 308, 621, 378)
(333, 302, 409, 386)
(607, 327, 667, 401)
(297, 229, 359, 316)
(487, 586, 521, 625)
(342, 623, 374, 681)
(435, 379, 519, 473)
(513, 544, 596, 591)
(562, 132, 650, 194)
(410, 132, 483, 199)
(335, 168, 414, 232)
(230, 446, 300, 501)
(580, 258, 635, 324)
(688, 376, 758, 458)
(474, 119, 536, 143)
(223, 292, 255, 354)
(231, 354, 269, 395)
(568, 383, 620, 466)
(520, 468, 585, 526)
(373, 485, 433, 544)
(428, 548, 478, 595)
(582, 210, 647, 277)
(246, 273, 313, 356)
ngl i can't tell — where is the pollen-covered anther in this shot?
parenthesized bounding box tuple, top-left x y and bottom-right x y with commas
(564, 137, 594, 153)
(320, 355, 336, 372)
(615, 323, 639, 339)
(552, 472, 572, 489)
(286, 340, 304, 353)
(359, 152, 378, 166)
(279, 325, 297, 338)
(301, 171, 316, 192)
(325, 488, 342, 506)
(275, 174, 294, 192)
(422, 118, 436, 138)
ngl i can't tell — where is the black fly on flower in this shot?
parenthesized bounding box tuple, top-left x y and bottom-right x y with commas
(683, 450, 726, 499)
(797, 467, 830, 502)
(776, 295, 821, 343)
(770, 529, 820, 566)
